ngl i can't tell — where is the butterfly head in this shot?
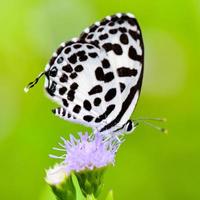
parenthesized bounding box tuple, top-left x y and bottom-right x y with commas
(24, 63, 57, 96)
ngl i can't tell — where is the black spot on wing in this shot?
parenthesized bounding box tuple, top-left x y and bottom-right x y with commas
(88, 52, 98, 58)
(73, 105, 81, 114)
(108, 21, 114, 26)
(62, 99, 69, 107)
(70, 82, 78, 90)
(128, 30, 139, 41)
(83, 115, 94, 122)
(59, 87, 67, 95)
(120, 82, 126, 92)
(88, 85, 103, 95)
(118, 19, 124, 25)
(119, 27, 127, 33)
(77, 50, 85, 57)
(83, 100, 92, 111)
(70, 72, 78, 79)
(102, 43, 112, 52)
(68, 54, 77, 64)
(64, 47, 71, 54)
(128, 46, 142, 61)
(60, 74, 68, 83)
(127, 17, 137, 26)
(117, 67, 137, 77)
(100, 18, 109, 26)
(101, 59, 110, 68)
(73, 44, 82, 49)
(120, 34, 129, 44)
(109, 29, 117, 34)
(104, 72, 114, 82)
(91, 40, 100, 48)
(67, 90, 75, 101)
(97, 27, 104, 32)
(90, 25, 98, 32)
(95, 67, 104, 81)
(87, 34, 94, 39)
(94, 97, 101, 106)
(74, 65, 83, 72)
(87, 44, 94, 49)
(112, 44, 123, 55)
(79, 54, 88, 62)
(95, 67, 114, 82)
(105, 88, 117, 102)
(63, 64, 73, 73)
(99, 33, 108, 40)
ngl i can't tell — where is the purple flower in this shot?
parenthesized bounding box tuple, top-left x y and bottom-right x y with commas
(50, 132, 120, 173)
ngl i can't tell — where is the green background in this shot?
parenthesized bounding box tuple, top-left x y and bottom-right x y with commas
(0, 0, 199, 199)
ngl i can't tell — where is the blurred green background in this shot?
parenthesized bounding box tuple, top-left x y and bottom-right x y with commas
(0, 0, 199, 199)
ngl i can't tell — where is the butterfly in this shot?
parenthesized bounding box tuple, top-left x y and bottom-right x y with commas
(25, 13, 144, 136)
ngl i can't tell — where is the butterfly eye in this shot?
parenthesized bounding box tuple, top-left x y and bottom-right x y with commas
(49, 67, 58, 77)
(125, 120, 133, 132)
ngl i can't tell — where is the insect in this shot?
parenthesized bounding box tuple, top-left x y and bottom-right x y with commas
(25, 13, 144, 136)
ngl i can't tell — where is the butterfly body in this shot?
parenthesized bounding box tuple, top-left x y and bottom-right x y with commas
(39, 13, 144, 135)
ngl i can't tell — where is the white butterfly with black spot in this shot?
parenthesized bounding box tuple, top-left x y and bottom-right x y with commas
(25, 13, 144, 136)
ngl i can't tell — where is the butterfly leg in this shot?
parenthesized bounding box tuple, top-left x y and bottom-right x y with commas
(52, 107, 78, 123)
(52, 107, 96, 127)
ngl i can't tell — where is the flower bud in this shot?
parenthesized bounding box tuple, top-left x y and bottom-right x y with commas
(45, 164, 76, 200)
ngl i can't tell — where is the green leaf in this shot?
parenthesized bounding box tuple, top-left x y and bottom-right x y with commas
(71, 173, 86, 200)
(105, 190, 114, 200)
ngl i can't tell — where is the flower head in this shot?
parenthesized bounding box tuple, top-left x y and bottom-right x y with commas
(47, 132, 121, 198)
(61, 132, 119, 173)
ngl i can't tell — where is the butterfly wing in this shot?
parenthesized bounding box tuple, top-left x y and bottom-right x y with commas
(78, 13, 144, 132)
(44, 13, 144, 134)
(44, 40, 122, 132)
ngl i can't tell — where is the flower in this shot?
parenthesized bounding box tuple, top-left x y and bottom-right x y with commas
(49, 132, 122, 174)
(47, 132, 121, 198)
(45, 163, 76, 200)
(62, 132, 119, 173)
(45, 163, 67, 185)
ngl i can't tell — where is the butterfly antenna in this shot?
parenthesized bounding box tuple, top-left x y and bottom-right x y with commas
(134, 117, 167, 122)
(24, 71, 45, 93)
(134, 117, 168, 134)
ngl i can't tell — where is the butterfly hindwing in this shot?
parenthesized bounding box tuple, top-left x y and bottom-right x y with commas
(45, 42, 122, 132)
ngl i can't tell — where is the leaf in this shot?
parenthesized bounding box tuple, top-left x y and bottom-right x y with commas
(105, 190, 114, 200)
(71, 173, 86, 200)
